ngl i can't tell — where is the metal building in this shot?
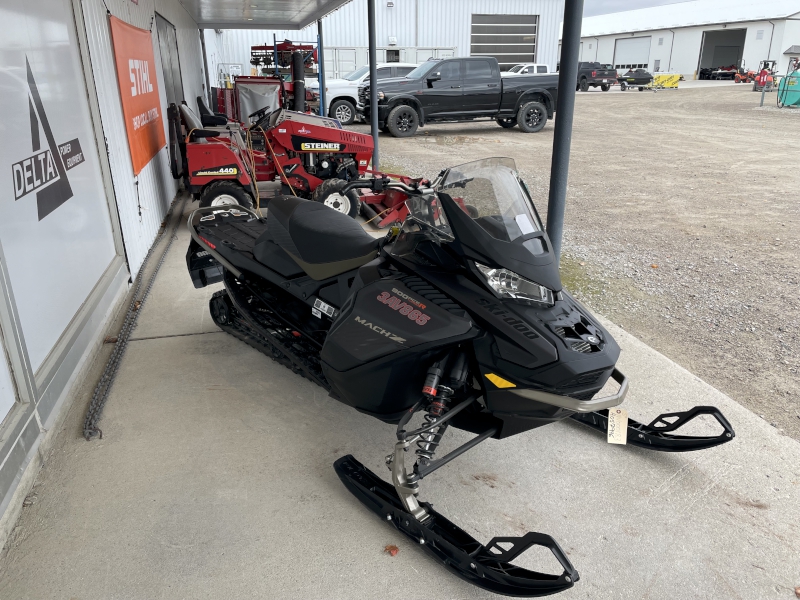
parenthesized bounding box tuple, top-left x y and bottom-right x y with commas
(205, 0, 565, 79)
(565, 0, 800, 78)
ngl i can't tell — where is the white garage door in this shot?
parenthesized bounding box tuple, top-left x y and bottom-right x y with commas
(614, 36, 652, 69)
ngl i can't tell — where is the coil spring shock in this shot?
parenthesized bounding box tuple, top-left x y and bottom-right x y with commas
(415, 389, 452, 465)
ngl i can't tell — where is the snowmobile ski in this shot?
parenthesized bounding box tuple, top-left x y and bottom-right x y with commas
(570, 406, 735, 451)
(334, 455, 579, 598)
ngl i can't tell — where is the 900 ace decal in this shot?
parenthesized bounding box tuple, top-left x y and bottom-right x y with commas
(377, 291, 431, 325)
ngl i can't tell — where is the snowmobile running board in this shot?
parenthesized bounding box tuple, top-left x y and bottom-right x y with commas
(570, 406, 735, 452)
(334, 455, 579, 598)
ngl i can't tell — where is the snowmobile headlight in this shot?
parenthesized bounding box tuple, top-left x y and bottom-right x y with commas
(475, 263, 554, 306)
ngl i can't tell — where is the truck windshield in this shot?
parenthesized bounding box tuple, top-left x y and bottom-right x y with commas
(508, 65, 524, 73)
(344, 66, 370, 81)
(405, 60, 439, 79)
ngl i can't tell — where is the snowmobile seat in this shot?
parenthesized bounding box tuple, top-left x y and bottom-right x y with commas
(258, 195, 379, 281)
(197, 96, 227, 127)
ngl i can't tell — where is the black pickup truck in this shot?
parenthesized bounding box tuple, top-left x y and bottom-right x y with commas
(576, 62, 617, 92)
(357, 57, 559, 137)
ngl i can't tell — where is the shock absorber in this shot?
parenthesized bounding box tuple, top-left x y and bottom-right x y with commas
(414, 353, 467, 467)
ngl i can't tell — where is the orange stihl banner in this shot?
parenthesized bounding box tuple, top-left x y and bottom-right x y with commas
(109, 16, 165, 175)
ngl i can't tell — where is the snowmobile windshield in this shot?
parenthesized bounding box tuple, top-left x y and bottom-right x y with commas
(439, 158, 543, 243)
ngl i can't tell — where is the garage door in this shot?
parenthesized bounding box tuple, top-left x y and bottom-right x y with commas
(613, 36, 652, 69)
(470, 14, 538, 71)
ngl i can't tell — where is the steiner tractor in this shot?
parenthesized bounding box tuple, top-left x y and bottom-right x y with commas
(169, 101, 374, 218)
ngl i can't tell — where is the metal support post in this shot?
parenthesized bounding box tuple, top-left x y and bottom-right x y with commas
(367, 0, 379, 170)
(317, 21, 327, 117)
(546, 0, 585, 264)
(199, 29, 213, 106)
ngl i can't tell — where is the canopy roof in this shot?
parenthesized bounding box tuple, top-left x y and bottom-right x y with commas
(184, 0, 353, 30)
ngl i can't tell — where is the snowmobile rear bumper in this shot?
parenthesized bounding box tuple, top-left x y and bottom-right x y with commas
(334, 455, 579, 598)
(570, 406, 735, 452)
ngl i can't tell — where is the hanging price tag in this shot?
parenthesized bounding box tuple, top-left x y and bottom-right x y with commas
(607, 408, 628, 445)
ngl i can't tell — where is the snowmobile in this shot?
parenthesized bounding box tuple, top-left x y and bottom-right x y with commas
(185, 157, 735, 597)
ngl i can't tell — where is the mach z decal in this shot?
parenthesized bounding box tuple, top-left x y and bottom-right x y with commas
(354, 316, 406, 343)
(377, 291, 431, 325)
(11, 58, 86, 220)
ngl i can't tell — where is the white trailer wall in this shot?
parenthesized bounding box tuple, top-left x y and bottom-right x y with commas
(0, 0, 129, 538)
(0, 0, 205, 544)
(80, 0, 205, 276)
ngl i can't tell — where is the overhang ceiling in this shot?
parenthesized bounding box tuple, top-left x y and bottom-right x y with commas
(180, 0, 353, 30)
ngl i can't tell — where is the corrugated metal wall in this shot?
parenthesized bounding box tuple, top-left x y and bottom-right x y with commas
(80, 0, 204, 276)
(209, 0, 562, 75)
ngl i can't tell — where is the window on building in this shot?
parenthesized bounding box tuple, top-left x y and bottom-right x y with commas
(658, 37, 664, 46)
(654, 59, 661, 71)
(470, 13, 538, 71)
(386, 49, 400, 62)
(756, 30, 764, 40)
(589, 43, 593, 49)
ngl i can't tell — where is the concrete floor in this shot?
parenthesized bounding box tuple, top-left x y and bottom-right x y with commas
(0, 202, 798, 600)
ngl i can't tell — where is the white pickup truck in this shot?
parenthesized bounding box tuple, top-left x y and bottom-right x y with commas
(308, 63, 418, 124)
(503, 63, 551, 76)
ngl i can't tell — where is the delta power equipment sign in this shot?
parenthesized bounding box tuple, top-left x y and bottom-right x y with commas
(109, 16, 166, 175)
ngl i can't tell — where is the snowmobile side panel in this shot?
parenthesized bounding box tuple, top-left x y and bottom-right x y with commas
(321, 278, 474, 371)
(320, 277, 477, 419)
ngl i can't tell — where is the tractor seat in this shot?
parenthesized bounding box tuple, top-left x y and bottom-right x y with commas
(197, 96, 227, 127)
(256, 195, 379, 281)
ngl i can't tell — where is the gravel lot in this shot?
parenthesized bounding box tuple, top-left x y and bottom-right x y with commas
(350, 84, 800, 440)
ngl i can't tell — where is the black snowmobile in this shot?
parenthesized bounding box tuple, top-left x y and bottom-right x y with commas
(185, 157, 734, 597)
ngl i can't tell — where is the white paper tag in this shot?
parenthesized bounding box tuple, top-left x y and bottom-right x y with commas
(311, 307, 322, 319)
(607, 408, 628, 445)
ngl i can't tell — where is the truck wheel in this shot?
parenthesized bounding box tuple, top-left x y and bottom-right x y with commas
(311, 178, 360, 219)
(330, 100, 356, 125)
(620, 82, 627, 91)
(579, 78, 589, 92)
(496, 117, 516, 129)
(386, 105, 419, 137)
(199, 181, 254, 208)
(517, 101, 547, 133)
(601, 84, 610, 92)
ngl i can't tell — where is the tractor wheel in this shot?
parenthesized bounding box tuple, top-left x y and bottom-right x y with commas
(601, 84, 610, 92)
(199, 181, 254, 209)
(579, 78, 589, 92)
(386, 105, 419, 137)
(517, 101, 547, 133)
(312, 178, 360, 219)
(330, 100, 356, 125)
(496, 117, 517, 129)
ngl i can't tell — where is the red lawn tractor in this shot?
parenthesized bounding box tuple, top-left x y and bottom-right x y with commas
(169, 102, 376, 218)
